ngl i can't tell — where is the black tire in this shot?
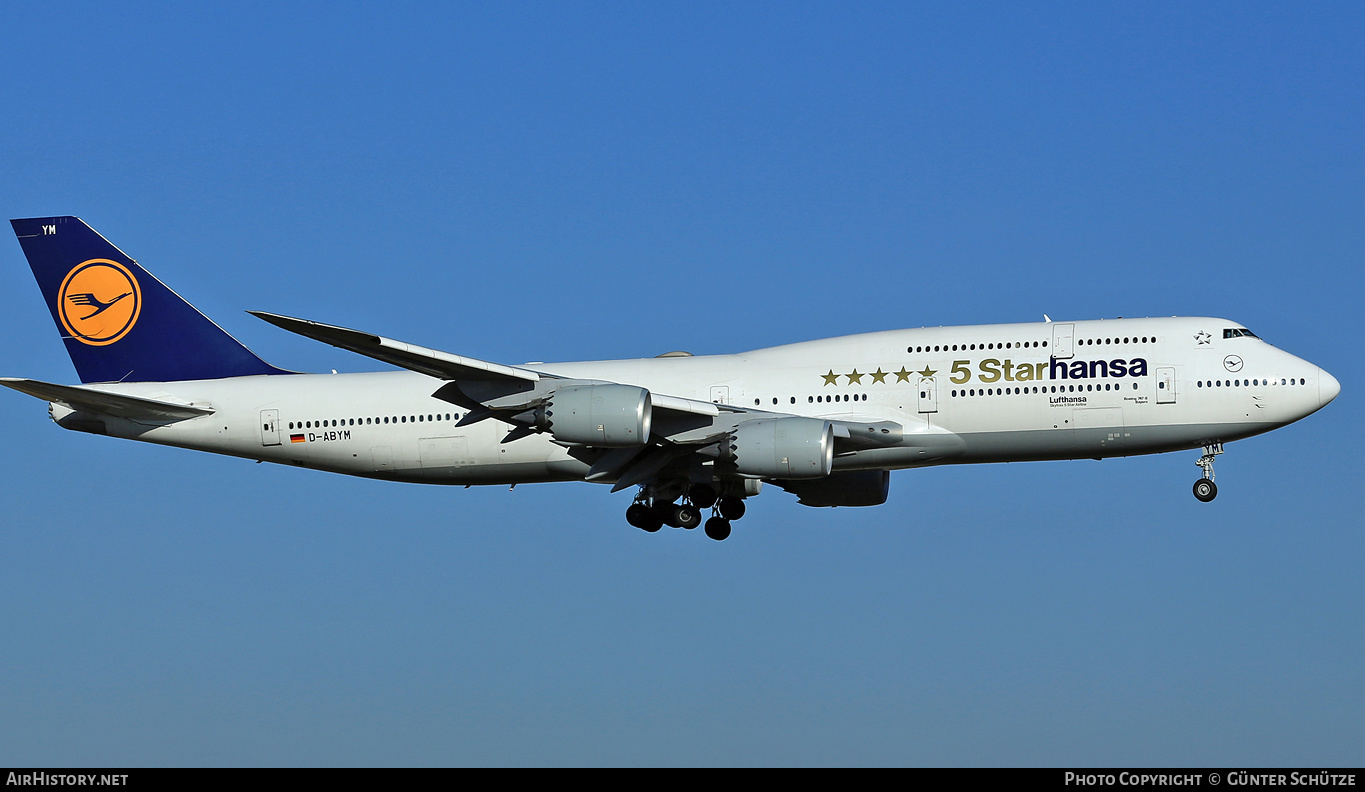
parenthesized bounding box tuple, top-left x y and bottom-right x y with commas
(1193, 478, 1218, 502)
(650, 504, 676, 530)
(704, 517, 732, 541)
(629, 503, 664, 532)
(717, 497, 746, 521)
(673, 504, 702, 530)
(689, 484, 718, 510)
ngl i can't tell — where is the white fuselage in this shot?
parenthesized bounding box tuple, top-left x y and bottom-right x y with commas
(57, 317, 1338, 486)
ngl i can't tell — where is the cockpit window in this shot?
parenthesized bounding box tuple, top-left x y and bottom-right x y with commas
(1223, 328, 1259, 339)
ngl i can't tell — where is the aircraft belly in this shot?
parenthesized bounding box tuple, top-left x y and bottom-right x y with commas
(835, 429, 966, 470)
(948, 420, 1275, 464)
(378, 459, 590, 485)
(373, 427, 587, 484)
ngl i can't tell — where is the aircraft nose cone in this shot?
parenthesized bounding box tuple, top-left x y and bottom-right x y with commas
(1319, 367, 1340, 407)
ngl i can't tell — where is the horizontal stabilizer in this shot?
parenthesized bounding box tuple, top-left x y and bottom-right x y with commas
(250, 312, 540, 383)
(0, 377, 215, 421)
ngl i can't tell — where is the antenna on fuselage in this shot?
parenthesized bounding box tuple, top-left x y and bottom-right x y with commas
(1043, 314, 1052, 323)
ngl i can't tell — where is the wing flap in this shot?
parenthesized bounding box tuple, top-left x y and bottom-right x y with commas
(0, 378, 215, 421)
(250, 312, 540, 383)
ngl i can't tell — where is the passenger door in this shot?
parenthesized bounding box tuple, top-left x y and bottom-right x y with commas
(1051, 323, 1075, 359)
(1156, 366, 1177, 404)
(917, 375, 938, 414)
(259, 409, 280, 446)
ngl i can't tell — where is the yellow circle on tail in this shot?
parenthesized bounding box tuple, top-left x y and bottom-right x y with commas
(57, 259, 142, 346)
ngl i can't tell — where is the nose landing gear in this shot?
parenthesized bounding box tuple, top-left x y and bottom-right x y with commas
(1193, 442, 1223, 503)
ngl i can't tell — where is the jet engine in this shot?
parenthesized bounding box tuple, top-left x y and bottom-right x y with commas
(726, 417, 833, 478)
(536, 383, 652, 447)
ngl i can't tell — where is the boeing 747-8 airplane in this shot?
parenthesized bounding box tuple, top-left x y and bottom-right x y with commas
(4, 217, 1340, 540)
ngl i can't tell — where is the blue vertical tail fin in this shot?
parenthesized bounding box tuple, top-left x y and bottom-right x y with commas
(11, 216, 290, 383)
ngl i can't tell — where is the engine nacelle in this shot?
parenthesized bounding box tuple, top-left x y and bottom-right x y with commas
(727, 417, 833, 479)
(541, 384, 652, 447)
(773, 470, 890, 507)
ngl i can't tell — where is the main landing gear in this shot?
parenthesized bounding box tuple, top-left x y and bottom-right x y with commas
(704, 496, 746, 541)
(625, 482, 748, 541)
(625, 501, 699, 532)
(1193, 442, 1223, 503)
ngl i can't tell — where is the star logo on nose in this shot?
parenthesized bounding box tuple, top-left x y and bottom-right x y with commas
(1195, 331, 1212, 345)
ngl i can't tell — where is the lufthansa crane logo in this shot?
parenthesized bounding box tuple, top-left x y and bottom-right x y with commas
(1223, 355, 1244, 372)
(57, 259, 142, 346)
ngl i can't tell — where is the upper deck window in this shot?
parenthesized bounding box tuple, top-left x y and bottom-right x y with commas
(1223, 328, 1260, 339)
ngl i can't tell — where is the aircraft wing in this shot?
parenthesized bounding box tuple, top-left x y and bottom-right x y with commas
(0, 378, 215, 421)
(254, 312, 905, 488)
(252, 311, 726, 419)
(250, 312, 542, 383)
(649, 392, 723, 418)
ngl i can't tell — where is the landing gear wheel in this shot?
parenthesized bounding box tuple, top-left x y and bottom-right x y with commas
(626, 503, 662, 532)
(717, 497, 746, 521)
(1193, 478, 1218, 503)
(1193, 442, 1223, 503)
(672, 504, 702, 530)
(689, 484, 718, 510)
(704, 517, 732, 541)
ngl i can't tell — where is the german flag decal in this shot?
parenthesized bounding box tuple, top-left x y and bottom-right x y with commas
(290, 434, 306, 443)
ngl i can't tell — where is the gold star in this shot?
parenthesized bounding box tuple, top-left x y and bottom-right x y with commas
(822, 370, 840, 386)
(846, 369, 864, 385)
(917, 366, 937, 378)
(894, 367, 913, 383)
(870, 368, 888, 384)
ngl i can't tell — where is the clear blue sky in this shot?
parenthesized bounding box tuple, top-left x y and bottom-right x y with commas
(1, 2, 1361, 766)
